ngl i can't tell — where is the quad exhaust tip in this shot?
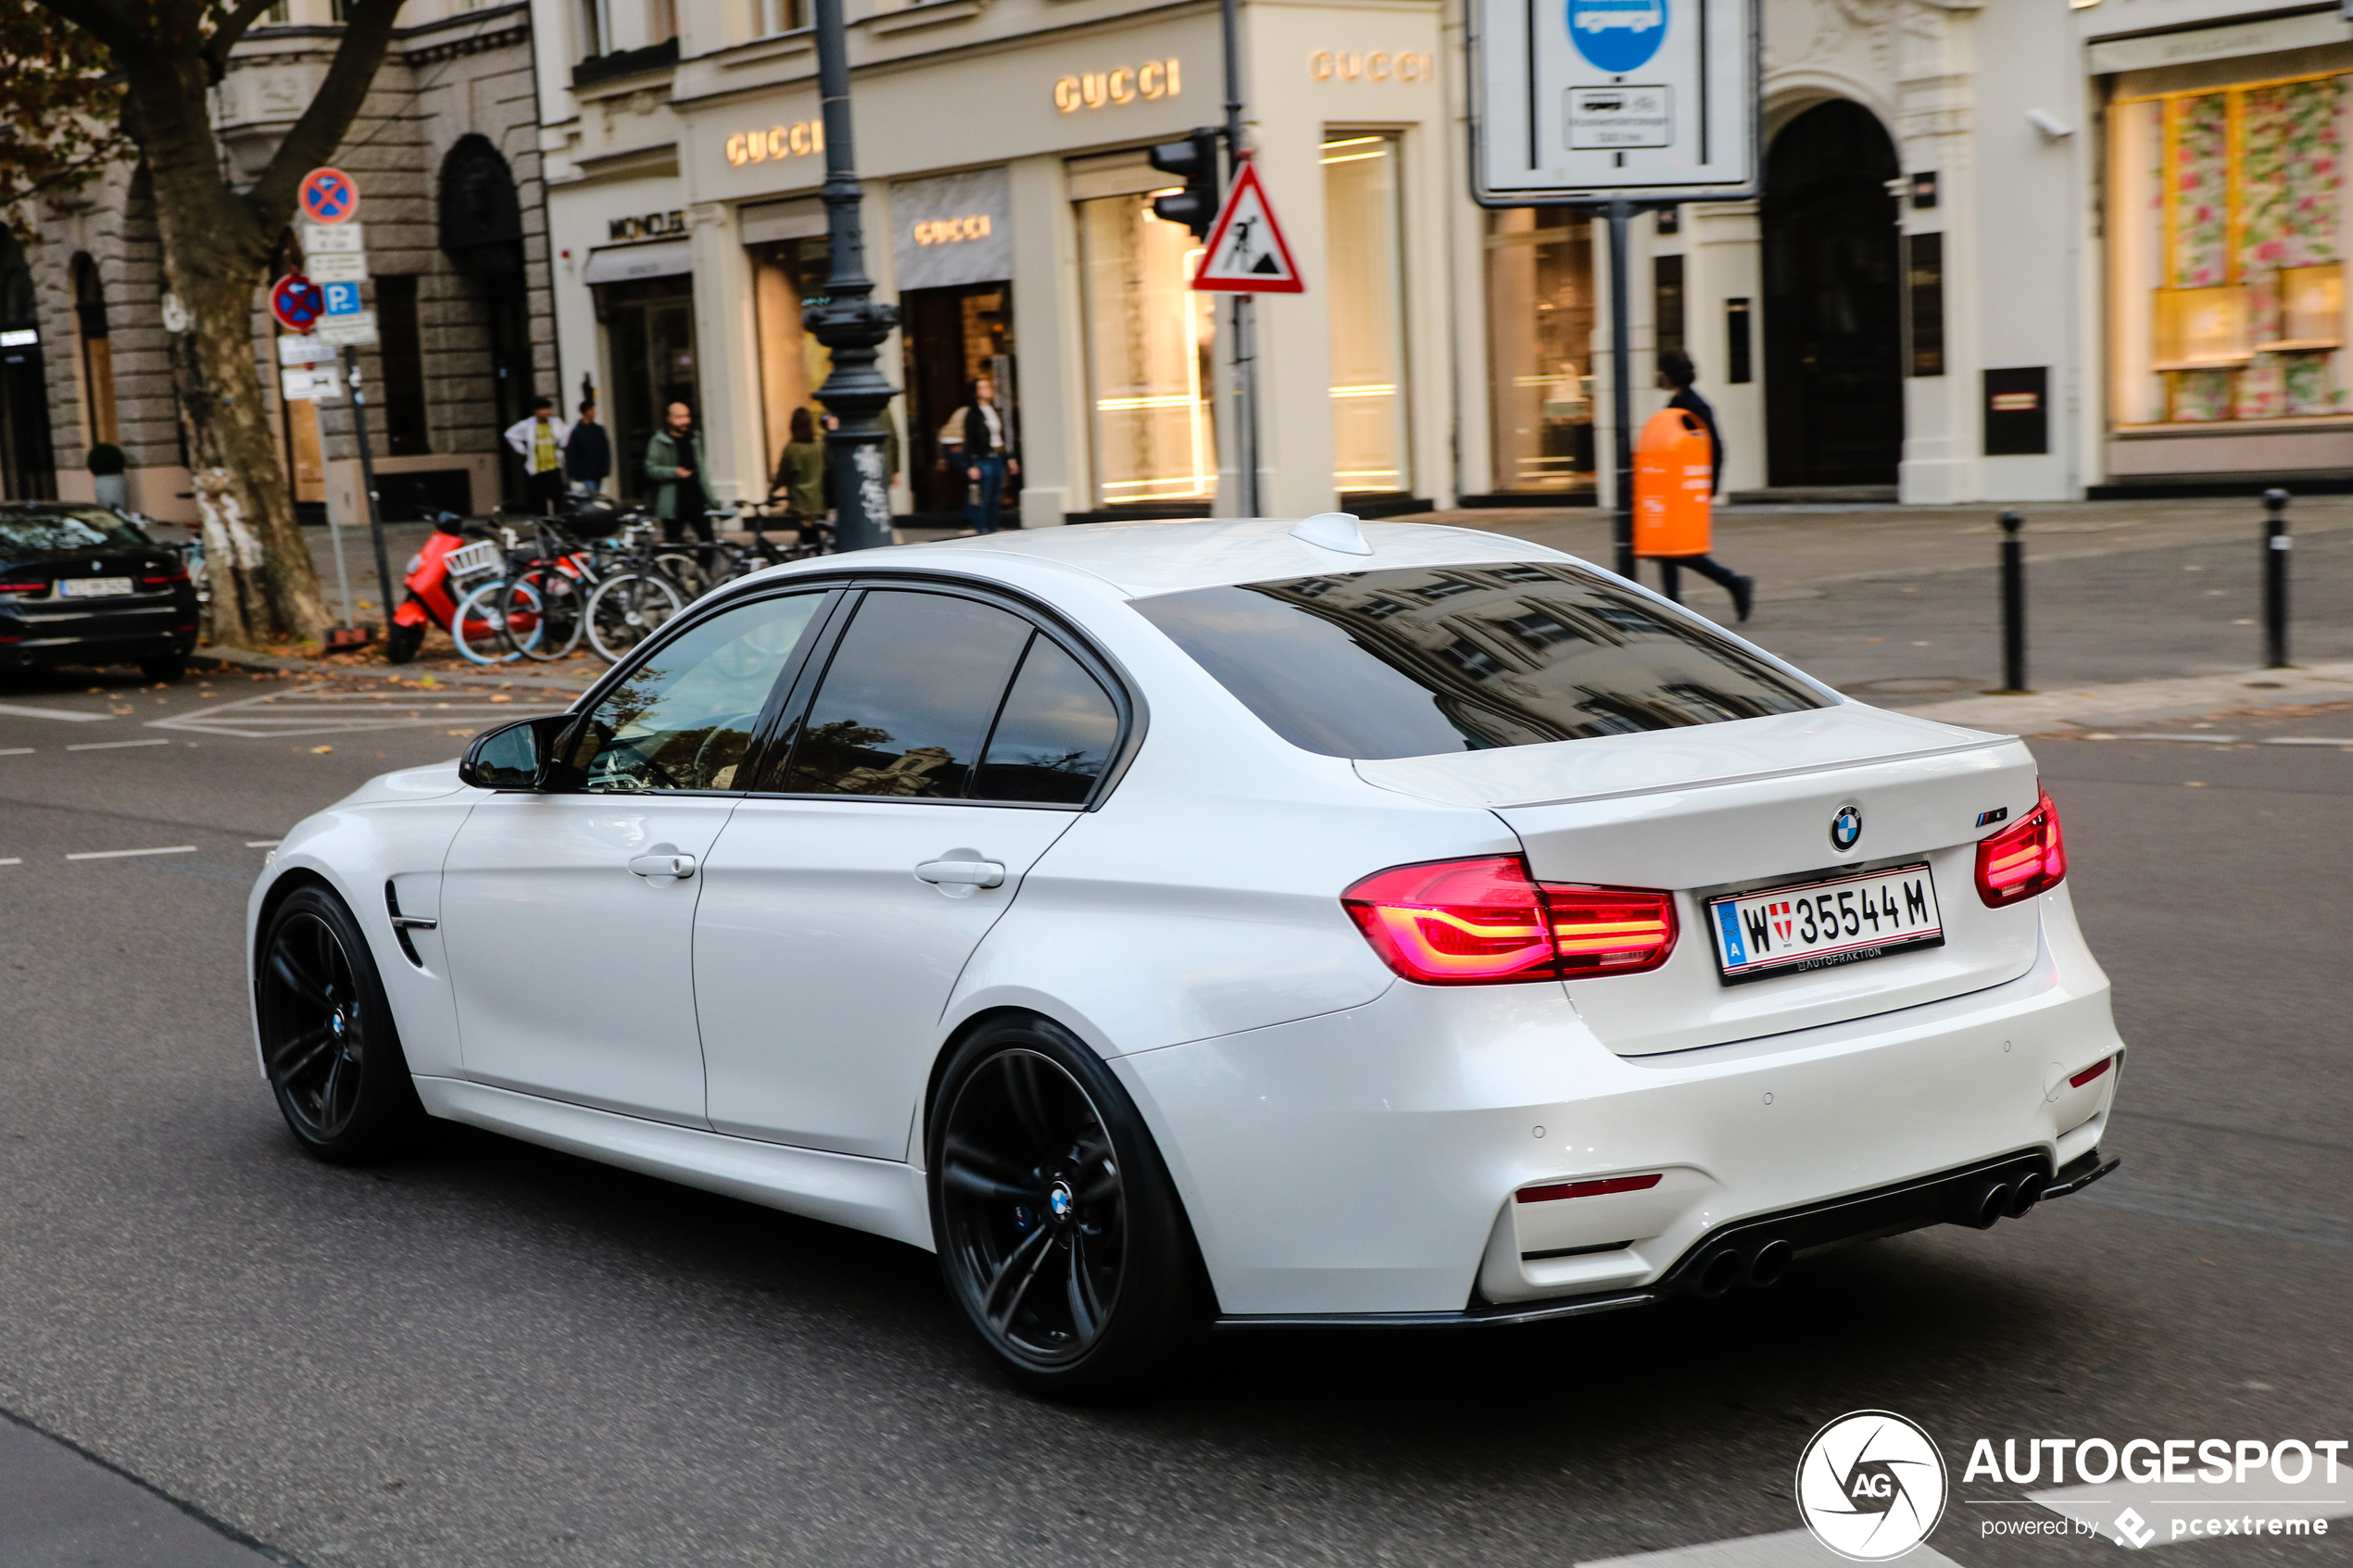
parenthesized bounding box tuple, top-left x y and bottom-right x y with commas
(1953, 1177, 2013, 1231)
(1746, 1237, 1794, 1289)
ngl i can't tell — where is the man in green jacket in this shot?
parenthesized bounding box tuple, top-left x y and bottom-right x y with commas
(644, 401, 715, 545)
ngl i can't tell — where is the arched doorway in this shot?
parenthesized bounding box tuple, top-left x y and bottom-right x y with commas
(1762, 100, 1903, 488)
(0, 231, 56, 498)
(440, 134, 534, 505)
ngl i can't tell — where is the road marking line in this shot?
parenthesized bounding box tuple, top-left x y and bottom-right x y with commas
(64, 846, 197, 860)
(0, 858, 19, 866)
(0, 702, 109, 722)
(245, 840, 280, 847)
(0, 747, 31, 756)
(2263, 736, 2353, 746)
(64, 738, 171, 751)
(1579, 1530, 1963, 1567)
(2099, 734, 2240, 744)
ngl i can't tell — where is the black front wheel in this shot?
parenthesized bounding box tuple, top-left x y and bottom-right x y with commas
(257, 886, 424, 1163)
(929, 1017, 1205, 1399)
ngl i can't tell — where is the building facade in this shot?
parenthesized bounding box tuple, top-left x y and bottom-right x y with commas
(2, 0, 559, 523)
(280, 0, 2353, 533)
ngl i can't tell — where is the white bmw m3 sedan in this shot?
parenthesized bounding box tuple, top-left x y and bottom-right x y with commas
(246, 516, 2123, 1396)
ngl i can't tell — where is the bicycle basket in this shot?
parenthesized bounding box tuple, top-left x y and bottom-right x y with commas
(443, 539, 502, 583)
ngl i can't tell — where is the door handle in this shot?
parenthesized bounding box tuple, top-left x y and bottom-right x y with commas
(915, 858, 1005, 888)
(629, 852, 697, 880)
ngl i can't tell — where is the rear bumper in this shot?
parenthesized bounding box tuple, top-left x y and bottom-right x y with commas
(1117, 890, 2125, 1317)
(0, 595, 198, 664)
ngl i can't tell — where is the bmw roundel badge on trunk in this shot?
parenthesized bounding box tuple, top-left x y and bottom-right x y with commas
(1831, 804, 1864, 853)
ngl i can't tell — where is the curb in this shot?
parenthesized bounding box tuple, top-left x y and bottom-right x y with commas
(194, 644, 595, 696)
(1882, 662, 2353, 734)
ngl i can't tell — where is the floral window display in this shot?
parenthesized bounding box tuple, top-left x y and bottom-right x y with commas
(2110, 74, 2349, 426)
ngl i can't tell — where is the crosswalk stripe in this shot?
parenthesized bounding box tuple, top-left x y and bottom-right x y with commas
(1579, 1529, 1963, 1567)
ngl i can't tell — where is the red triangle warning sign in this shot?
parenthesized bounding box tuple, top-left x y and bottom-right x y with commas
(1192, 157, 1304, 295)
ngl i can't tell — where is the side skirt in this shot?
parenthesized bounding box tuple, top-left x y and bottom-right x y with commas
(411, 1076, 936, 1251)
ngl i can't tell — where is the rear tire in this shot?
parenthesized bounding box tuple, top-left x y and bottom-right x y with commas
(256, 885, 426, 1164)
(928, 1016, 1206, 1400)
(385, 619, 425, 665)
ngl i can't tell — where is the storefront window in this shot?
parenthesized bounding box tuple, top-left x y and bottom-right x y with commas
(2111, 75, 2349, 425)
(598, 274, 698, 502)
(1323, 133, 1409, 495)
(1484, 208, 1594, 494)
(1076, 190, 1216, 508)
(751, 236, 832, 483)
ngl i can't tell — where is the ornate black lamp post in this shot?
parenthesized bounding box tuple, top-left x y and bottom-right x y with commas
(806, 0, 900, 553)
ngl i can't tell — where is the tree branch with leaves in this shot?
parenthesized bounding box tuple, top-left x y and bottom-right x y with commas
(23, 0, 409, 647)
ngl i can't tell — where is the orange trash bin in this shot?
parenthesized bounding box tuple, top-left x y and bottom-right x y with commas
(1633, 407, 1714, 558)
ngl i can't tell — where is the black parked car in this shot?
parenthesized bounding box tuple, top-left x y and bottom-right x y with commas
(0, 505, 199, 682)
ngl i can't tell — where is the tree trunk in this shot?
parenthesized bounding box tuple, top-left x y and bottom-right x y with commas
(119, 39, 329, 647)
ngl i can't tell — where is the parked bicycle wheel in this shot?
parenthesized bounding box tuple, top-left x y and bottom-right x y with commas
(516, 563, 587, 660)
(585, 571, 684, 663)
(656, 549, 709, 602)
(450, 578, 544, 665)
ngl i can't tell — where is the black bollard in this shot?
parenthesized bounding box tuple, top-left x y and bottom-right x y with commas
(2263, 487, 2291, 669)
(1998, 510, 2028, 694)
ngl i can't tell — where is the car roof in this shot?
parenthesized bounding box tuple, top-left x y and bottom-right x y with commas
(871, 518, 1577, 600)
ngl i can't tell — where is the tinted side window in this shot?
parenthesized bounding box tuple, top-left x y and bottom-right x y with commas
(1130, 561, 1826, 759)
(779, 591, 1032, 797)
(973, 636, 1121, 804)
(570, 593, 824, 793)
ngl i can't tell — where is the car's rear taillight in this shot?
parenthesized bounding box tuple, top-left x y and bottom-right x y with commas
(1975, 787, 2067, 907)
(143, 562, 190, 587)
(1341, 857, 1678, 985)
(0, 579, 44, 594)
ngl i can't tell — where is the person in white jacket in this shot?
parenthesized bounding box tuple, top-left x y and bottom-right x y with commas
(503, 396, 572, 514)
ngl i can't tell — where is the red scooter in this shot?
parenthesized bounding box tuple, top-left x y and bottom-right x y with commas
(386, 513, 497, 664)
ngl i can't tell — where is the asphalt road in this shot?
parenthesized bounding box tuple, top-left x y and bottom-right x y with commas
(1, 660, 2347, 1567)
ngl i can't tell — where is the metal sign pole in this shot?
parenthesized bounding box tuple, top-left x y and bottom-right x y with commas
(344, 345, 396, 630)
(807, 0, 903, 553)
(1606, 197, 1636, 581)
(1220, 0, 1258, 519)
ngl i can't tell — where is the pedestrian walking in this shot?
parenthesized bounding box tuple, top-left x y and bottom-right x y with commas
(645, 400, 715, 546)
(936, 376, 1016, 534)
(566, 398, 611, 495)
(503, 395, 572, 515)
(774, 408, 825, 522)
(1651, 348, 1754, 622)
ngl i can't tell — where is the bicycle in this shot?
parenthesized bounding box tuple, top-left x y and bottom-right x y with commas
(583, 520, 689, 663)
(450, 515, 597, 665)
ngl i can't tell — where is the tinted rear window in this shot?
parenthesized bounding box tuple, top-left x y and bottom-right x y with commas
(0, 510, 149, 553)
(1130, 561, 1827, 759)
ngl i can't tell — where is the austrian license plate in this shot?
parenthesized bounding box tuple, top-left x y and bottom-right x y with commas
(1707, 862, 1944, 985)
(59, 576, 133, 597)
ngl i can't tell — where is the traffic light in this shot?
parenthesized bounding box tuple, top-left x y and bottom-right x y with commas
(1148, 129, 1223, 238)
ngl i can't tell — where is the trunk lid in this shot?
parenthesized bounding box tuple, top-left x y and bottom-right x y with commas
(1355, 705, 2046, 1056)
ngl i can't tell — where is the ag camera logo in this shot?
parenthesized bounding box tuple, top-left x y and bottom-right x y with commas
(1796, 1411, 1949, 1561)
(1567, 0, 1668, 74)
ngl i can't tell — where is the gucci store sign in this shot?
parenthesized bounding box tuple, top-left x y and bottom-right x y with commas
(893, 168, 1012, 291)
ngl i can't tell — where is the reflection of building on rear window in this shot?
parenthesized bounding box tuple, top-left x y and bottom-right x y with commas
(1130, 560, 1825, 759)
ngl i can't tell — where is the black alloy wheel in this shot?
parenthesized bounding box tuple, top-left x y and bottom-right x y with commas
(930, 1018, 1203, 1399)
(257, 886, 424, 1163)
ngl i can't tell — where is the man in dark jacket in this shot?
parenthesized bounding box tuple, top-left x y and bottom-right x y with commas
(644, 401, 715, 545)
(566, 399, 612, 494)
(1655, 348, 1755, 622)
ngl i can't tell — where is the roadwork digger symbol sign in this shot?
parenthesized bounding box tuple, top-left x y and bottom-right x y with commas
(1192, 157, 1304, 294)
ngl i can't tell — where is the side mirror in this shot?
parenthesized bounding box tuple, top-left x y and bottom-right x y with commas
(459, 714, 574, 791)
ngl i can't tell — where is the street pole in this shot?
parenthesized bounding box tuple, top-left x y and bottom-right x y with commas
(344, 345, 395, 633)
(807, 0, 901, 553)
(1606, 197, 1636, 581)
(1998, 509, 2028, 694)
(1221, 0, 1258, 518)
(2263, 487, 2291, 668)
